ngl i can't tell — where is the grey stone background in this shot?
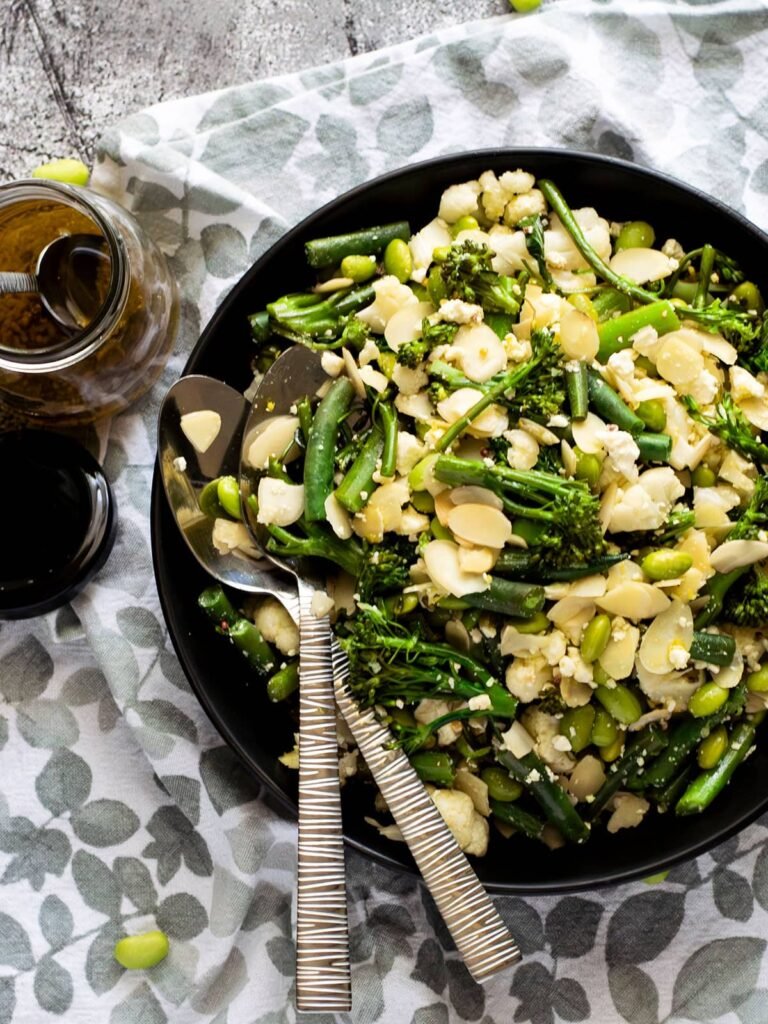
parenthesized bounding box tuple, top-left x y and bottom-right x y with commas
(0, 0, 506, 181)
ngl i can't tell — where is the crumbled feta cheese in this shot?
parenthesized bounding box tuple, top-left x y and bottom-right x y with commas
(468, 694, 492, 712)
(505, 656, 551, 702)
(668, 643, 690, 670)
(392, 362, 428, 396)
(559, 648, 594, 684)
(435, 299, 484, 325)
(503, 333, 533, 364)
(310, 592, 335, 619)
(172, 456, 187, 472)
(504, 189, 546, 227)
(608, 467, 686, 533)
(730, 365, 765, 403)
(595, 425, 640, 482)
(551, 735, 573, 753)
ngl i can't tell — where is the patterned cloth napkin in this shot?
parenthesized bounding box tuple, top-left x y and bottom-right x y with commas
(1, 1, 768, 1021)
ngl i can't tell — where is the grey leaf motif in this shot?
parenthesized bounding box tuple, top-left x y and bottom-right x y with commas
(672, 938, 767, 1020)
(0, 913, 33, 969)
(34, 956, 73, 1015)
(446, 960, 485, 1022)
(0, 979, 14, 1024)
(71, 800, 139, 847)
(376, 97, 434, 159)
(39, 895, 74, 951)
(197, 82, 291, 131)
(160, 651, 190, 693)
(242, 881, 290, 934)
(410, 937, 447, 995)
(432, 38, 517, 116)
(349, 63, 403, 105)
(350, 964, 384, 1023)
(98, 696, 120, 733)
(210, 866, 253, 938)
(110, 982, 167, 1024)
(17, 699, 79, 749)
(552, 978, 589, 1023)
(61, 668, 107, 706)
(89, 629, 141, 702)
(126, 178, 180, 213)
(116, 606, 165, 649)
(85, 924, 124, 995)
(545, 897, 603, 958)
(608, 964, 659, 1024)
(411, 1005, 449, 1024)
(135, 701, 198, 744)
(200, 746, 257, 815)
(0, 717, 7, 752)
(510, 961, 555, 1024)
(156, 893, 208, 940)
(119, 112, 160, 145)
(0, 636, 53, 702)
(201, 224, 249, 279)
(226, 813, 273, 873)
(113, 857, 157, 914)
(606, 891, 685, 965)
(735, 989, 768, 1024)
(754, 845, 768, 911)
(713, 867, 754, 922)
(190, 947, 248, 1015)
(35, 750, 92, 815)
(497, 897, 545, 955)
(142, 805, 213, 885)
(710, 834, 740, 864)
(151, 940, 200, 1008)
(265, 936, 294, 978)
(53, 605, 83, 642)
(186, 187, 240, 215)
(71, 851, 122, 917)
(1, 824, 71, 890)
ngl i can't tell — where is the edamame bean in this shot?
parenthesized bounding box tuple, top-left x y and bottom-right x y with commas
(697, 724, 729, 769)
(580, 614, 612, 663)
(216, 476, 242, 519)
(411, 490, 435, 514)
(114, 931, 169, 970)
(382, 592, 419, 617)
(615, 221, 655, 252)
(641, 549, 693, 581)
(32, 157, 90, 185)
(559, 705, 596, 753)
(595, 683, 643, 725)
(340, 254, 377, 283)
(591, 708, 619, 748)
(574, 451, 602, 488)
(599, 733, 625, 763)
(567, 293, 598, 321)
(688, 681, 729, 718)
(199, 478, 226, 519)
(747, 664, 768, 693)
(481, 765, 523, 801)
(731, 281, 764, 313)
(636, 399, 667, 434)
(430, 517, 453, 541)
(509, 0, 541, 10)
(451, 215, 479, 237)
(383, 238, 413, 283)
(377, 351, 396, 378)
(692, 464, 717, 488)
(507, 611, 550, 634)
(427, 264, 446, 305)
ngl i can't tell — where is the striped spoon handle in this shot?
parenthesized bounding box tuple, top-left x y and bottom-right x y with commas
(331, 640, 521, 982)
(0, 272, 37, 295)
(295, 581, 351, 1012)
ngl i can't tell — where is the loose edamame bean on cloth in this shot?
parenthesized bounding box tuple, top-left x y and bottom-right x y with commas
(114, 931, 169, 970)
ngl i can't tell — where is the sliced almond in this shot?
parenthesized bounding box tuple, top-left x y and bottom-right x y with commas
(609, 247, 676, 284)
(606, 560, 644, 588)
(180, 409, 221, 454)
(434, 489, 455, 527)
(452, 323, 508, 383)
(342, 346, 366, 398)
(384, 301, 434, 352)
(325, 494, 352, 540)
(638, 599, 693, 675)
(598, 624, 640, 680)
(655, 335, 705, 386)
(454, 769, 491, 817)
(596, 582, 671, 619)
(715, 649, 744, 689)
(710, 539, 768, 573)
(245, 415, 300, 469)
(558, 302, 599, 361)
(567, 755, 606, 801)
(448, 503, 512, 548)
(457, 545, 496, 574)
(698, 331, 738, 365)
(422, 539, 490, 598)
(740, 397, 768, 432)
(358, 364, 389, 393)
(635, 659, 699, 711)
(572, 412, 607, 455)
(450, 485, 504, 510)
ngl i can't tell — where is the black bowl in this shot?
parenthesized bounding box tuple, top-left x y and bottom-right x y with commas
(151, 148, 768, 893)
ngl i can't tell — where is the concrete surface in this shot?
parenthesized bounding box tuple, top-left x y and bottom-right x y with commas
(0, 0, 503, 181)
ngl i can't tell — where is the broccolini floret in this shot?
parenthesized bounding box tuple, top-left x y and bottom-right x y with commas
(397, 319, 458, 369)
(683, 393, 768, 467)
(438, 240, 524, 315)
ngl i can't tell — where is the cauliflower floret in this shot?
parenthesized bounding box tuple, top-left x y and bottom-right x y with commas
(395, 431, 427, 476)
(408, 218, 452, 283)
(487, 227, 532, 276)
(478, 169, 509, 221)
(438, 180, 481, 224)
(392, 362, 428, 396)
(251, 597, 299, 657)
(505, 656, 552, 702)
(521, 706, 576, 774)
(595, 425, 640, 482)
(499, 169, 536, 195)
(357, 339, 381, 367)
(607, 467, 685, 533)
(356, 275, 418, 333)
(693, 484, 741, 529)
(429, 787, 489, 856)
(504, 189, 546, 227)
(545, 209, 611, 272)
(559, 647, 594, 684)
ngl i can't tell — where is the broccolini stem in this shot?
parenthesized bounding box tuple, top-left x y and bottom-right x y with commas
(694, 244, 716, 310)
(377, 401, 398, 479)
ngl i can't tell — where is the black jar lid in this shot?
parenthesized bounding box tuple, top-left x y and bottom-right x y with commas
(0, 430, 116, 619)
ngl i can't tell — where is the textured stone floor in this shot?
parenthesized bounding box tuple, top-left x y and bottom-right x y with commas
(0, 0, 502, 180)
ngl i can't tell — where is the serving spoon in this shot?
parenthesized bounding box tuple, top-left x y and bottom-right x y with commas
(0, 232, 108, 330)
(157, 370, 521, 1001)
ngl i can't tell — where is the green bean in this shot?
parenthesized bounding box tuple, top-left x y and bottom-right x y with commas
(587, 370, 645, 434)
(229, 619, 276, 675)
(636, 399, 667, 433)
(410, 750, 455, 786)
(591, 708, 619, 749)
(694, 567, 750, 629)
(377, 401, 398, 479)
(340, 254, 377, 282)
(491, 799, 546, 840)
(335, 425, 384, 513)
(267, 661, 299, 702)
(305, 221, 410, 268)
(198, 586, 239, 630)
(574, 451, 602, 488)
(688, 681, 729, 718)
(615, 221, 655, 252)
(463, 577, 545, 618)
(747, 664, 768, 693)
(596, 301, 682, 360)
(482, 766, 523, 802)
(560, 705, 596, 753)
(566, 362, 589, 421)
(216, 476, 242, 519)
(653, 765, 693, 813)
(641, 549, 693, 581)
(580, 614, 611, 663)
(599, 733, 625, 763)
(587, 727, 668, 818)
(636, 432, 672, 463)
(697, 725, 729, 770)
(595, 683, 643, 726)
(199, 478, 227, 520)
(692, 464, 716, 487)
(689, 632, 736, 667)
(304, 377, 355, 521)
(676, 713, 765, 815)
(493, 550, 629, 581)
(495, 748, 590, 843)
(248, 310, 270, 343)
(296, 396, 313, 445)
(113, 931, 169, 970)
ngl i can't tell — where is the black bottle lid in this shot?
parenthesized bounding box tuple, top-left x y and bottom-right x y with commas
(0, 430, 116, 619)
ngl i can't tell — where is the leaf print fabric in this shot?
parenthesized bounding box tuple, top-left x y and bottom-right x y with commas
(1, 1, 768, 1020)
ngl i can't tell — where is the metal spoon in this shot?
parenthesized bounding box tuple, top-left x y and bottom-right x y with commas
(0, 232, 108, 330)
(157, 370, 521, 998)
